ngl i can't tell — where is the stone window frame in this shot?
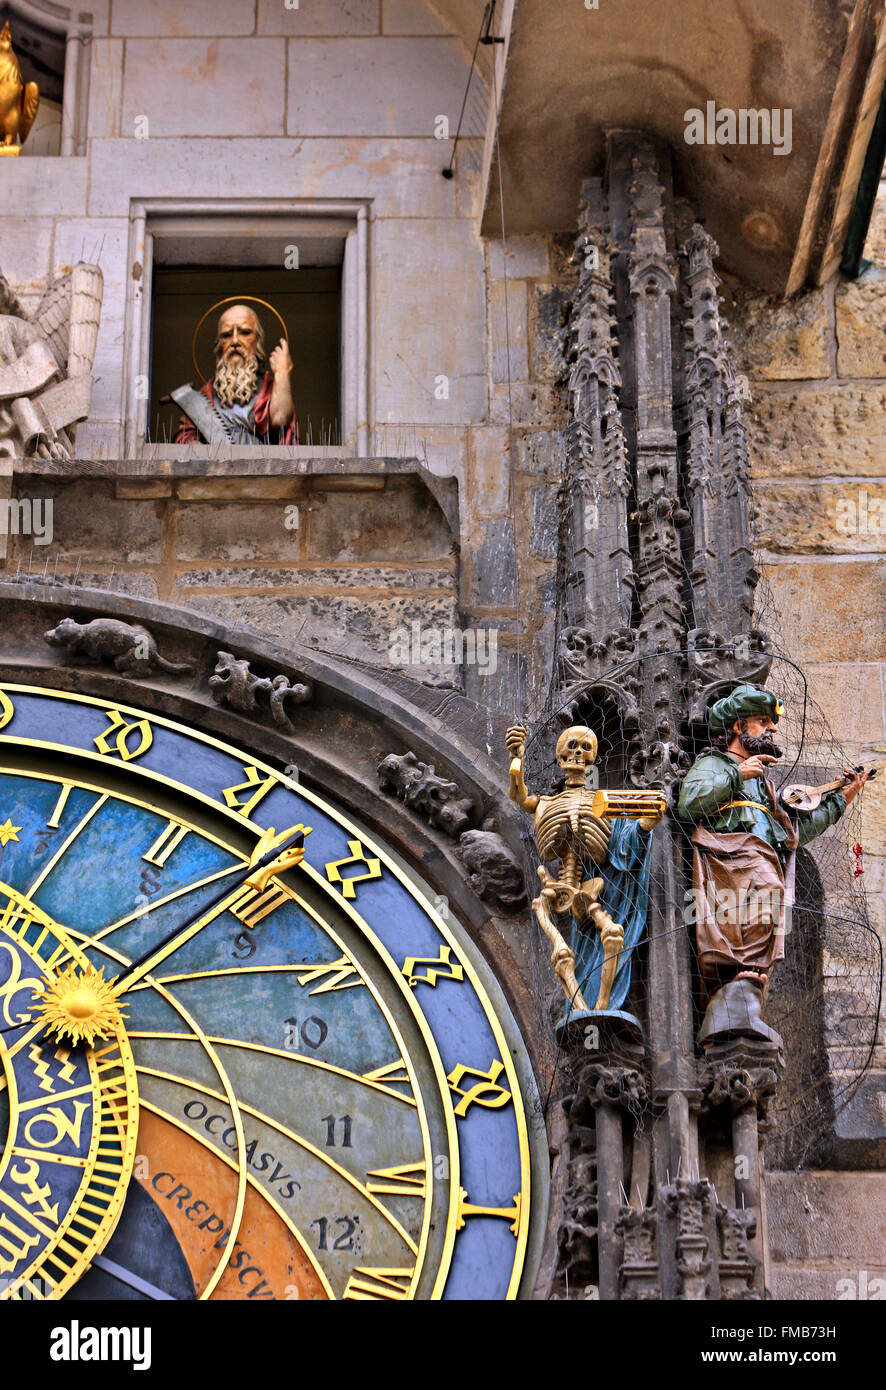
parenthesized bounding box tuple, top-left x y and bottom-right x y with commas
(123, 199, 372, 458)
(4, 0, 92, 156)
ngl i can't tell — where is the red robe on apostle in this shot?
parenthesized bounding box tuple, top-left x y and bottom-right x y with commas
(173, 374, 298, 444)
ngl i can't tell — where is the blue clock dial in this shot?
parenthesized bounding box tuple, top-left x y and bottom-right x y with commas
(0, 685, 545, 1301)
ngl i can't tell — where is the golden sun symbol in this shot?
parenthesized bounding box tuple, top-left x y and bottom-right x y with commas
(35, 963, 126, 1047)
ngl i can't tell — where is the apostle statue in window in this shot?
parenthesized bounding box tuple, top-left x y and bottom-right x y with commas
(172, 303, 298, 445)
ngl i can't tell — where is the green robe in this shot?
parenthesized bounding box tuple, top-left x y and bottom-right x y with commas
(677, 750, 845, 990)
(677, 750, 845, 855)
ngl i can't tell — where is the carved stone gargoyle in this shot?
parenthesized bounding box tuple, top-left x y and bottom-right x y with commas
(0, 262, 104, 460)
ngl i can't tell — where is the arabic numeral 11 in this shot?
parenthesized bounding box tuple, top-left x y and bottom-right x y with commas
(322, 1114, 352, 1147)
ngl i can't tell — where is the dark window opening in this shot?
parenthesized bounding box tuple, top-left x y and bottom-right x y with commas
(149, 265, 342, 447)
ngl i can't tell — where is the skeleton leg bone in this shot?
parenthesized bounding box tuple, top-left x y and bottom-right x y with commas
(586, 883, 625, 1011)
(532, 871, 588, 1012)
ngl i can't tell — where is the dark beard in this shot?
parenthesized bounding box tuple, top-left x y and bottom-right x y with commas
(740, 732, 783, 759)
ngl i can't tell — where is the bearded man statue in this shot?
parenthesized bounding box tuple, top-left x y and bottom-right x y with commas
(172, 304, 297, 445)
(677, 684, 867, 1046)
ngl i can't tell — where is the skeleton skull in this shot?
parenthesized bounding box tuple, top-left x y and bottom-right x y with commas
(555, 725, 598, 773)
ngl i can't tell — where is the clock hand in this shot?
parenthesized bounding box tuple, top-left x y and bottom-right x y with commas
(111, 824, 310, 999)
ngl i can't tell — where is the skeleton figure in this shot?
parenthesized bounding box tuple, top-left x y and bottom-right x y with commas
(507, 723, 665, 1014)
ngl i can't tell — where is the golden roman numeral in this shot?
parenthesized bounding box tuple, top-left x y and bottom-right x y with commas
(231, 883, 293, 929)
(221, 765, 277, 819)
(366, 1162, 427, 1199)
(446, 1060, 512, 1117)
(46, 783, 73, 829)
(295, 956, 362, 994)
(324, 840, 382, 899)
(342, 1266, 414, 1301)
(362, 1059, 410, 1086)
(455, 1188, 522, 1234)
(0, 1212, 41, 1276)
(93, 710, 153, 761)
(142, 821, 190, 867)
(401, 945, 464, 988)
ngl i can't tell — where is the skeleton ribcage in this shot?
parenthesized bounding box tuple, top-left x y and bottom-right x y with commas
(536, 791, 610, 865)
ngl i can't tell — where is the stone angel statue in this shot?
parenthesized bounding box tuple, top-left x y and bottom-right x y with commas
(507, 722, 666, 1019)
(0, 262, 104, 460)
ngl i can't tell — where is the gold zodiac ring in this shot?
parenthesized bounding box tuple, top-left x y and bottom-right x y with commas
(191, 295, 290, 382)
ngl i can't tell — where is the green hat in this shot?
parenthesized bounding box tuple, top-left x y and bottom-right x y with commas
(708, 684, 784, 735)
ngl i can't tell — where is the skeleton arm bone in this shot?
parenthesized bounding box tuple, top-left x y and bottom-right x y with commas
(506, 724, 539, 812)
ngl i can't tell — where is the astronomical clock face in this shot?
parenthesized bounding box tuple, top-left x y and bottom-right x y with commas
(0, 684, 543, 1302)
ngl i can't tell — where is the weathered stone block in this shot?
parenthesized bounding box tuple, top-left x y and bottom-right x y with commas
(487, 237, 551, 280)
(0, 159, 88, 218)
(304, 482, 452, 561)
(121, 40, 286, 137)
(761, 559, 886, 663)
(286, 38, 468, 137)
(490, 279, 528, 383)
(748, 385, 886, 479)
(87, 39, 124, 139)
(471, 518, 517, 606)
(382, 0, 448, 33)
(753, 481, 886, 554)
(766, 1171, 886, 1264)
(185, 590, 459, 672)
(49, 570, 159, 600)
(370, 425, 467, 488)
(729, 286, 831, 380)
(1, 219, 54, 298)
(530, 484, 559, 561)
(259, 0, 379, 35)
(374, 219, 486, 423)
(532, 285, 569, 383)
(769, 1264, 885, 1300)
(15, 480, 164, 563)
(803, 662, 886, 744)
(470, 426, 510, 516)
(112, 0, 257, 33)
(86, 137, 454, 220)
(173, 564, 454, 591)
(176, 478, 303, 502)
(514, 429, 567, 476)
(175, 502, 302, 563)
(491, 381, 566, 428)
(836, 270, 886, 378)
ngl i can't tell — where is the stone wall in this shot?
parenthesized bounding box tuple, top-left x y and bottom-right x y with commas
(766, 1171, 886, 1300)
(6, 457, 460, 680)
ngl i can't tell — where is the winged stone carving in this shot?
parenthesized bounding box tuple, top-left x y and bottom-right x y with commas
(0, 262, 104, 460)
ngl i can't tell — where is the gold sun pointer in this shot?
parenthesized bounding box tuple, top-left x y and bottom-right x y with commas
(35, 963, 126, 1047)
(0, 819, 21, 847)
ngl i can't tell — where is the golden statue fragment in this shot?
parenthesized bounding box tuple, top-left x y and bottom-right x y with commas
(507, 724, 666, 1017)
(0, 22, 39, 156)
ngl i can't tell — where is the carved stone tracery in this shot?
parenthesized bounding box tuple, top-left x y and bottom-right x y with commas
(550, 134, 778, 1302)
